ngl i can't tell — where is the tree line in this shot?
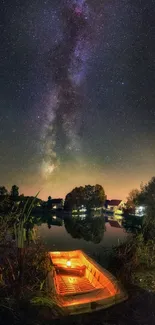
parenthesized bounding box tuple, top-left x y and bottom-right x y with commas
(0, 185, 19, 197)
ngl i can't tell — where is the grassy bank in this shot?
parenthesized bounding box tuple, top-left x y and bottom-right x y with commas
(108, 234, 155, 292)
(0, 198, 61, 324)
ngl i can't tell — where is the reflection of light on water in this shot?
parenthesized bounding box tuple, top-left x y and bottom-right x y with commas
(73, 214, 86, 219)
(80, 214, 86, 219)
(38, 217, 128, 252)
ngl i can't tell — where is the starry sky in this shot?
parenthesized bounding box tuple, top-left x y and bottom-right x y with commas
(0, 0, 155, 200)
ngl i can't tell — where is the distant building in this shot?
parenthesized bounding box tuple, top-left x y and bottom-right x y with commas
(105, 200, 125, 213)
(47, 198, 64, 210)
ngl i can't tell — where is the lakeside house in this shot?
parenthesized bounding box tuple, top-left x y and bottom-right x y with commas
(105, 200, 125, 214)
(52, 199, 64, 210)
(46, 198, 64, 210)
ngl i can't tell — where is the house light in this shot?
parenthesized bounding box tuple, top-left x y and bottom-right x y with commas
(66, 260, 71, 267)
(138, 206, 144, 212)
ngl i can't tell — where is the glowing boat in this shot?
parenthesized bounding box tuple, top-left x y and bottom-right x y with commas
(47, 250, 127, 315)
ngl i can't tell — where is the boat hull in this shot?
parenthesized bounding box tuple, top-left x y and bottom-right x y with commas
(47, 250, 128, 315)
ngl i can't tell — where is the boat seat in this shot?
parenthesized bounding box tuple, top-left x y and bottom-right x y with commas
(87, 266, 111, 291)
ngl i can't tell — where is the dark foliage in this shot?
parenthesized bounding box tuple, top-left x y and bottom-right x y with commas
(64, 184, 106, 211)
(64, 215, 105, 244)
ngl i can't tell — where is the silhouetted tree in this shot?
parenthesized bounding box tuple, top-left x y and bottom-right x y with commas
(64, 184, 106, 211)
(10, 185, 19, 197)
(0, 186, 8, 196)
(136, 177, 155, 240)
(126, 189, 140, 210)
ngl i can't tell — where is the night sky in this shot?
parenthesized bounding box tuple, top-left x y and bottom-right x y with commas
(0, 0, 155, 200)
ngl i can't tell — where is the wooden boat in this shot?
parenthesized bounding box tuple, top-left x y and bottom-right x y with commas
(47, 250, 128, 315)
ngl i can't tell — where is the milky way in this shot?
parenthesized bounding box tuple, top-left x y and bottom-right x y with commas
(1, 0, 155, 199)
(41, 0, 94, 178)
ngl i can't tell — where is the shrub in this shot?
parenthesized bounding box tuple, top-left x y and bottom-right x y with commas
(109, 234, 155, 287)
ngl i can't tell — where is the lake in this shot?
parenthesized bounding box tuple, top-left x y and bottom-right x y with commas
(37, 214, 140, 263)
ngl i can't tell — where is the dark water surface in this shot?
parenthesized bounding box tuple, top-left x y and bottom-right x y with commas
(38, 214, 132, 256)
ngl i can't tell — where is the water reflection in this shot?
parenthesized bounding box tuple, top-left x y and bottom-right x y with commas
(122, 215, 142, 234)
(106, 214, 123, 228)
(64, 215, 105, 244)
(47, 216, 63, 229)
(35, 212, 144, 253)
(34, 212, 143, 236)
(103, 213, 143, 234)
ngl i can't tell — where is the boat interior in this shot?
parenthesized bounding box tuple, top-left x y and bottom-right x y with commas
(49, 250, 119, 298)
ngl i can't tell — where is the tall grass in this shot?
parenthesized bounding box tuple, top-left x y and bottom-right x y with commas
(108, 234, 155, 290)
(0, 194, 61, 323)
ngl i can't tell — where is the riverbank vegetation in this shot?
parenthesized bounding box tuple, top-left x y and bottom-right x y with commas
(109, 234, 155, 291)
(0, 196, 58, 324)
(109, 177, 155, 292)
